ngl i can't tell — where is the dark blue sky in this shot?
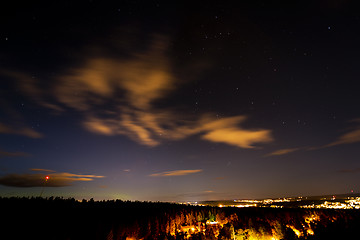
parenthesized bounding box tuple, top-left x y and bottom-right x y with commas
(1, 0, 360, 201)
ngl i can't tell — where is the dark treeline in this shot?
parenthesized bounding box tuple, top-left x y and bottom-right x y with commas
(1, 197, 359, 240)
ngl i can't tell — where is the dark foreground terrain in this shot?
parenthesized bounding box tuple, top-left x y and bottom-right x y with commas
(1, 197, 359, 240)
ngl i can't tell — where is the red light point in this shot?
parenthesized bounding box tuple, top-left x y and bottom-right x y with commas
(45, 176, 49, 180)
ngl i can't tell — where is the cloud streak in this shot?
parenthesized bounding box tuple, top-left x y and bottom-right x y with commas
(149, 169, 203, 177)
(0, 122, 43, 138)
(0, 169, 104, 187)
(266, 119, 360, 156)
(265, 148, 301, 157)
(0, 150, 30, 158)
(325, 127, 360, 148)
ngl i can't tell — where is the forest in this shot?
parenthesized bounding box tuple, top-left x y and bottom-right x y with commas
(1, 197, 359, 240)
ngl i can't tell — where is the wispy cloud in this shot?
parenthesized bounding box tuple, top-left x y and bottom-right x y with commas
(307, 119, 360, 150)
(265, 148, 301, 157)
(266, 119, 360, 156)
(0, 150, 30, 158)
(85, 113, 273, 148)
(0, 122, 43, 138)
(52, 35, 173, 112)
(325, 128, 360, 148)
(4, 34, 273, 149)
(0, 169, 104, 187)
(149, 169, 203, 177)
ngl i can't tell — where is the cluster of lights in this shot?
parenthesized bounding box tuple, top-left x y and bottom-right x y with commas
(262, 198, 291, 204)
(173, 211, 320, 240)
(175, 196, 360, 240)
(176, 221, 221, 239)
(301, 197, 360, 209)
(182, 196, 360, 210)
(234, 199, 261, 203)
(285, 215, 318, 238)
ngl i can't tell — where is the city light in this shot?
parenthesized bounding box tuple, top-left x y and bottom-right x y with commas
(183, 196, 360, 210)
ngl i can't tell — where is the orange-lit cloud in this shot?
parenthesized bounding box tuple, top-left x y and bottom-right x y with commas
(149, 169, 203, 177)
(0, 169, 104, 187)
(85, 114, 272, 148)
(50, 172, 104, 182)
(83, 118, 117, 136)
(0, 122, 43, 138)
(325, 127, 360, 147)
(265, 148, 301, 157)
(5, 35, 273, 149)
(53, 36, 173, 111)
(199, 116, 273, 148)
(83, 114, 161, 146)
(54, 36, 179, 146)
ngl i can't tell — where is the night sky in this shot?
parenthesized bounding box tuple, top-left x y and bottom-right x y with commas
(1, 1, 360, 201)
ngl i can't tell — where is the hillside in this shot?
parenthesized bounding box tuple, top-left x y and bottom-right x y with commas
(1, 197, 359, 240)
